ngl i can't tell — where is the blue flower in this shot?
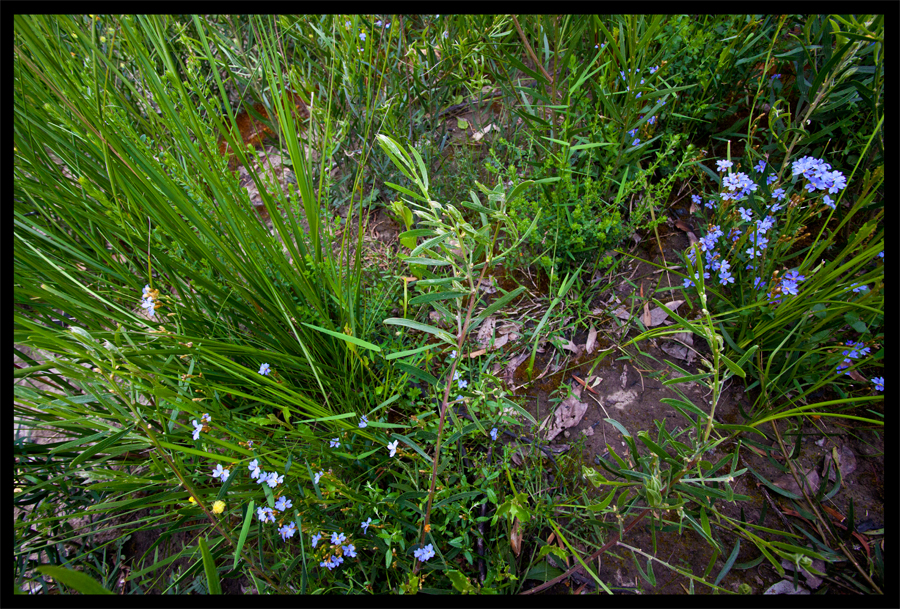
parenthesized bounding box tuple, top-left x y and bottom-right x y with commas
(314, 470, 324, 484)
(311, 532, 322, 548)
(140, 297, 156, 317)
(442, 31, 449, 39)
(649, 65, 659, 74)
(330, 438, 340, 448)
(449, 350, 457, 359)
(274, 496, 292, 512)
(258, 362, 271, 376)
(343, 544, 357, 558)
(490, 427, 498, 441)
(359, 32, 366, 41)
(754, 160, 766, 173)
(332, 554, 344, 567)
(211, 463, 229, 482)
(648, 115, 657, 125)
(320, 558, 335, 570)
(746, 246, 761, 259)
(772, 188, 786, 201)
(359, 415, 368, 428)
(766, 175, 778, 185)
(632, 138, 641, 147)
(191, 419, 204, 440)
(256, 506, 275, 524)
(783, 270, 805, 284)
(851, 283, 869, 294)
(739, 207, 752, 222)
(691, 194, 701, 205)
(878, 250, 883, 259)
(255, 471, 268, 485)
(718, 270, 735, 285)
(387, 440, 399, 457)
(374, 20, 382, 27)
(682, 277, 695, 289)
(414, 544, 435, 562)
(331, 532, 347, 545)
(872, 377, 883, 392)
(705, 199, 716, 209)
(266, 472, 282, 488)
(770, 202, 783, 213)
(458, 378, 469, 389)
(716, 159, 733, 172)
(278, 521, 297, 541)
(248, 459, 261, 479)
(781, 279, 798, 296)
(361, 517, 372, 534)
(201, 413, 211, 423)
(753, 277, 766, 291)
(771, 73, 781, 80)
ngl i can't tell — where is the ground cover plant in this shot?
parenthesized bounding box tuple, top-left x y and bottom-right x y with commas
(14, 14, 883, 596)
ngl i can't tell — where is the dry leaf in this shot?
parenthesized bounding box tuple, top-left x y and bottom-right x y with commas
(561, 339, 580, 353)
(510, 517, 522, 556)
(642, 302, 652, 327)
(585, 324, 598, 354)
(476, 316, 497, 347)
(472, 123, 496, 142)
(545, 392, 588, 442)
(647, 300, 684, 327)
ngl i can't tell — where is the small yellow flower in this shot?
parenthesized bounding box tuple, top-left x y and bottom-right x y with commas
(212, 500, 226, 514)
(188, 496, 196, 504)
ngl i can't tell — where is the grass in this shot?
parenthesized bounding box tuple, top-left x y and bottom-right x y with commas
(15, 14, 883, 595)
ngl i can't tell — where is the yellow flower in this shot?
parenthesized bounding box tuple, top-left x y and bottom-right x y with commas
(188, 496, 197, 504)
(212, 500, 226, 514)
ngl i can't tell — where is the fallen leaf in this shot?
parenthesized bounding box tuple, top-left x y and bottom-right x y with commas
(764, 580, 810, 595)
(642, 301, 652, 327)
(545, 392, 589, 442)
(472, 123, 496, 142)
(773, 466, 820, 496)
(476, 316, 497, 347)
(561, 339, 580, 354)
(647, 300, 684, 327)
(585, 324, 598, 354)
(456, 117, 469, 130)
(823, 444, 857, 481)
(510, 517, 522, 556)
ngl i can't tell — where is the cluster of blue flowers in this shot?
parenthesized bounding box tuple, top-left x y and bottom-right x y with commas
(140, 284, 159, 318)
(414, 543, 435, 562)
(791, 155, 847, 209)
(312, 531, 360, 571)
(191, 412, 211, 440)
(835, 340, 871, 375)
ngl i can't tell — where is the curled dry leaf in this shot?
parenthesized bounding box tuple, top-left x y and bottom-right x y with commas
(585, 324, 598, 354)
(510, 516, 522, 556)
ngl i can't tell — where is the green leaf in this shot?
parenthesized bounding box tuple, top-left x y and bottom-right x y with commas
(233, 500, 255, 570)
(37, 566, 113, 595)
(198, 537, 222, 595)
(720, 352, 746, 378)
(447, 569, 477, 593)
(409, 290, 468, 305)
(395, 361, 440, 386)
(470, 286, 527, 330)
(715, 539, 741, 587)
(390, 433, 433, 464)
(70, 426, 134, 469)
(301, 322, 382, 352)
(456, 117, 469, 130)
(384, 317, 457, 346)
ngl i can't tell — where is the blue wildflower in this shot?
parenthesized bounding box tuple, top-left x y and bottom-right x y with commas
(258, 363, 271, 376)
(872, 377, 883, 392)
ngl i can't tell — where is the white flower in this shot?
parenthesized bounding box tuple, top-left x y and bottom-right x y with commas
(387, 440, 399, 457)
